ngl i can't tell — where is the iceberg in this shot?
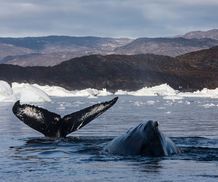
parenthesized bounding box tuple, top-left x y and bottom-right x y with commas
(12, 83, 51, 103)
(115, 84, 218, 99)
(0, 81, 16, 102)
(163, 95, 184, 100)
(32, 84, 113, 97)
(115, 84, 178, 97)
(0, 81, 51, 103)
(178, 88, 218, 98)
(201, 103, 217, 108)
(1, 80, 218, 103)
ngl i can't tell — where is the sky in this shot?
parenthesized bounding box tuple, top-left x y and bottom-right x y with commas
(0, 0, 218, 38)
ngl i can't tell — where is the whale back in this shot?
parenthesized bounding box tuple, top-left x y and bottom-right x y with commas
(104, 120, 179, 156)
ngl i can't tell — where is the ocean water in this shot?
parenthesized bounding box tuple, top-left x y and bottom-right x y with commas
(0, 96, 218, 182)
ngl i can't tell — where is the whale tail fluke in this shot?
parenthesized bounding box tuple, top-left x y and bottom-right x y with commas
(61, 97, 118, 136)
(12, 97, 118, 137)
(12, 100, 62, 137)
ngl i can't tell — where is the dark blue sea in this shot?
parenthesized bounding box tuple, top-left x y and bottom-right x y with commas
(0, 96, 218, 182)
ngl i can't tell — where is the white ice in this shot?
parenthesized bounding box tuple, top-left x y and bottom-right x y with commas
(178, 88, 218, 98)
(12, 83, 51, 103)
(0, 81, 51, 103)
(1, 80, 218, 103)
(115, 84, 218, 99)
(16, 82, 218, 99)
(0, 81, 16, 102)
(201, 103, 218, 108)
(115, 84, 178, 97)
(32, 84, 112, 97)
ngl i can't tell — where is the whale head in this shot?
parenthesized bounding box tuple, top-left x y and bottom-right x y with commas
(104, 120, 179, 156)
(136, 120, 170, 156)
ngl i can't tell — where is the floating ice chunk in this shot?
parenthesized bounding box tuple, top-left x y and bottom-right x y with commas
(177, 100, 183, 104)
(88, 95, 98, 99)
(32, 84, 112, 97)
(157, 107, 166, 110)
(33, 84, 76, 97)
(115, 84, 178, 96)
(12, 83, 51, 103)
(133, 100, 155, 106)
(0, 81, 51, 103)
(13, 82, 218, 99)
(164, 101, 173, 106)
(57, 103, 66, 110)
(178, 88, 218, 98)
(97, 88, 113, 96)
(0, 81, 16, 102)
(2, 80, 218, 102)
(134, 101, 145, 107)
(133, 84, 178, 96)
(115, 84, 218, 98)
(185, 101, 191, 105)
(146, 100, 155, 105)
(115, 90, 129, 95)
(163, 95, 184, 100)
(201, 103, 217, 108)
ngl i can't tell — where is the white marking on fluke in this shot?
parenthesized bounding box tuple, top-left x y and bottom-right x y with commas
(20, 106, 44, 120)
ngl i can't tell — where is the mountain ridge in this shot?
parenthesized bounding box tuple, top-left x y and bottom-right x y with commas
(1, 29, 218, 66)
(181, 29, 218, 40)
(0, 47, 218, 92)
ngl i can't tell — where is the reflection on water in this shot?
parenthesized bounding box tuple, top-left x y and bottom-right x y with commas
(0, 96, 218, 182)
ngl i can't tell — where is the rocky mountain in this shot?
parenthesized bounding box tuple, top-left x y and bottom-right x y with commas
(181, 29, 218, 40)
(0, 48, 218, 91)
(0, 44, 33, 62)
(114, 37, 218, 57)
(2, 52, 96, 67)
(0, 36, 131, 51)
(174, 46, 218, 90)
(177, 46, 218, 71)
(0, 36, 131, 66)
(1, 30, 218, 66)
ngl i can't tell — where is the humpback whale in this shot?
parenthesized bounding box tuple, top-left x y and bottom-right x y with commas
(12, 97, 118, 137)
(104, 120, 179, 156)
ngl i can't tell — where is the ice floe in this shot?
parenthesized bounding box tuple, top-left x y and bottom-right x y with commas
(32, 84, 112, 97)
(0, 81, 16, 102)
(115, 84, 178, 96)
(178, 88, 218, 98)
(0, 81, 51, 103)
(201, 103, 218, 108)
(1, 80, 218, 103)
(12, 83, 51, 103)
